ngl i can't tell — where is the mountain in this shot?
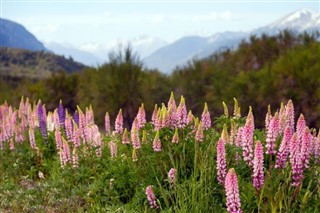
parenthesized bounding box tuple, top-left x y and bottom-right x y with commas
(143, 9, 320, 73)
(0, 18, 47, 51)
(0, 47, 87, 79)
(44, 42, 102, 67)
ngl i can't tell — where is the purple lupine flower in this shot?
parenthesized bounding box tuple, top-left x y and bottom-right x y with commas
(176, 96, 188, 128)
(73, 110, 79, 126)
(241, 108, 254, 167)
(172, 127, 179, 144)
(253, 140, 264, 191)
(285, 100, 295, 132)
(201, 103, 211, 130)
(145, 185, 159, 209)
(122, 128, 130, 144)
(216, 138, 227, 185)
(58, 100, 65, 127)
(296, 114, 306, 140)
(168, 168, 176, 187)
(266, 112, 279, 155)
(151, 104, 158, 126)
(225, 168, 242, 213)
(105, 112, 110, 135)
(275, 126, 293, 169)
(289, 133, 304, 187)
(109, 141, 118, 158)
(153, 130, 162, 152)
(301, 127, 312, 169)
(115, 109, 123, 134)
(37, 101, 47, 140)
(195, 122, 204, 143)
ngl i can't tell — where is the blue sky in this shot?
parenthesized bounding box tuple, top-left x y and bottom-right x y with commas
(1, 0, 319, 46)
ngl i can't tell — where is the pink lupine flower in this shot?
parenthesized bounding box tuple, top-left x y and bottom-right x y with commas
(137, 103, 146, 128)
(9, 139, 15, 150)
(29, 127, 37, 149)
(176, 96, 188, 128)
(168, 168, 176, 187)
(235, 127, 243, 147)
(301, 127, 312, 169)
(105, 112, 110, 135)
(122, 128, 130, 144)
(151, 104, 158, 126)
(265, 105, 272, 130)
(55, 128, 62, 150)
(154, 109, 162, 130)
(278, 103, 286, 134)
(72, 123, 81, 147)
(216, 138, 227, 185)
(145, 185, 159, 209)
(229, 120, 236, 145)
(195, 122, 204, 143)
(289, 133, 304, 187)
(53, 109, 60, 130)
(93, 131, 102, 157)
(65, 114, 73, 141)
(266, 112, 279, 155)
(109, 141, 118, 158)
(115, 109, 123, 134)
(285, 100, 295, 132)
(296, 114, 306, 140)
(153, 130, 162, 152)
(131, 125, 141, 149)
(172, 127, 179, 144)
(275, 126, 293, 169)
(241, 108, 254, 167)
(61, 137, 71, 167)
(201, 103, 211, 130)
(253, 140, 264, 191)
(167, 92, 177, 128)
(187, 110, 194, 124)
(72, 148, 79, 168)
(225, 168, 242, 213)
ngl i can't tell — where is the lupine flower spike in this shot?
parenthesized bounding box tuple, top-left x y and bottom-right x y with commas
(145, 185, 159, 209)
(172, 127, 179, 144)
(275, 126, 293, 169)
(225, 168, 242, 213)
(176, 96, 187, 128)
(105, 112, 110, 135)
(201, 102, 211, 130)
(216, 138, 227, 185)
(122, 128, 130, 144)
(153, 130, 162, 152)
(253, 140, 264, 191)
(115, 109, 123, 134)
(241, 107, 254, 167)
(168, 168, 176, 187)
(195, 122, 204, 143)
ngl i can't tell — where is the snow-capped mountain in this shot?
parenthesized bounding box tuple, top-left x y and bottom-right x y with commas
(144, 9, 320, 73)
(254, 8, 320, 35)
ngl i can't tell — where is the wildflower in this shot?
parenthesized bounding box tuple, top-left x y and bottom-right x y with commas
(275, 126, 293, 169)
(131, 125, 141, 149)
(132, 148, 138, 162)
(217, 138, 227, 185)
(266, 112, 279, 155)
(176, 96, 188, 128)
(195, 122, 204, 143)
(187, 110, 194, 124)
(37, 101, 47, 140)
(241, 107, 254, 167)
(285, 100, 295, 132)
(301, 127, 312, 169)
(137, 103, 146, 128)
(265, 105, 272, 130)
(105, 112, 110, 135)
(115, 109, 123, 134)
(253, 140, 264, 191)
(151, 104, 158, 126)
(38, 171, 45, 179)
(72, 148, 79, 168)
(145, 185, 159, 209)
(235, 127, 243, 147)
(73, 110, 79, 126)
(122, 128, 130, 144)
(28, 127, 37, 149)
(233, 98, 241, 118)
(58, 100, 65, 127)
(168, 168, 176, 187)
(172, 127, 179, 144)
(201, 103, 211, 130)
(225, 168, 242, 213)
(289, 133, 304, 187)
(296, 114, 306, 140)
(167, 92, 177, 128)
(109, 141, 118, 158)
(153, 130, 162, 152)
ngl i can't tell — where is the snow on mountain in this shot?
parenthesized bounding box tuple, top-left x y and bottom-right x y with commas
(144, 9, 320, 73)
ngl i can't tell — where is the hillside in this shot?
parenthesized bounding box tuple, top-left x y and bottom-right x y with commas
(0, 47, 87, 79)
(0, 18, 47, 51)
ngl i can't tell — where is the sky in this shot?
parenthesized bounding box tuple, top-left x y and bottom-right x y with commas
(0, 0, 319, 50)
